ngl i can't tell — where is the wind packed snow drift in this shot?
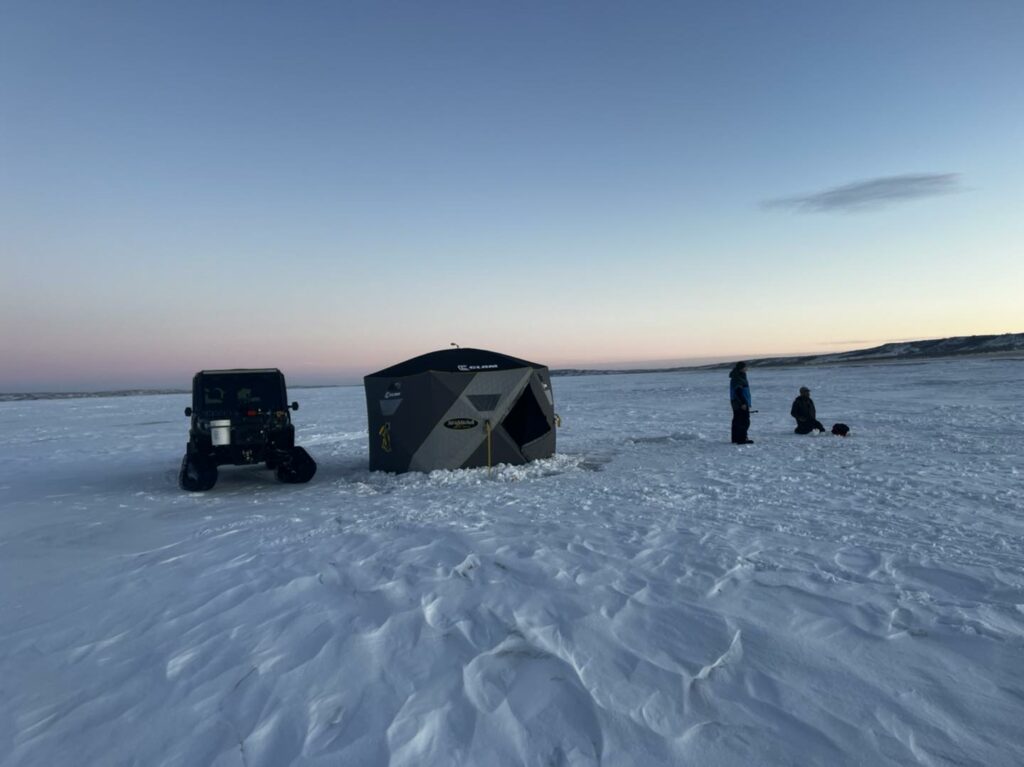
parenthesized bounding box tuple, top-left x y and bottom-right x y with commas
(1, 359, 1022, 766)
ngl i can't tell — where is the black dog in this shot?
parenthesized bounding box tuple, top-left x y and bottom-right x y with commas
(831, 423, 850, 437)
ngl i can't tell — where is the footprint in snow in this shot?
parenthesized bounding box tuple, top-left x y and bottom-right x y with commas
(833, 546, 882, 578)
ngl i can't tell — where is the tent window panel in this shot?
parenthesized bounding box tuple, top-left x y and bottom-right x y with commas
(502, 386, 550, 448)
(468, 394, 501, 412)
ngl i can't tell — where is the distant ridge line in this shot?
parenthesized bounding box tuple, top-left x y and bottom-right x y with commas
(0, 384, 345, 402)
(4, 333, 1021, 398)
(551, 332, 1024, 378)
(0, 388, 189, 402)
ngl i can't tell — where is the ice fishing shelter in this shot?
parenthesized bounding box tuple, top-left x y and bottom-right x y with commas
(364, 348, 556, 473)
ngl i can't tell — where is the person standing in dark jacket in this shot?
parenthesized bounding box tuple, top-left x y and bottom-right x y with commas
(729, 362, 753, 444)
(791, 386, 825, 434)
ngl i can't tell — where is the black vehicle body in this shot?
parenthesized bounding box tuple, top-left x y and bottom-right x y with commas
(178, 368, 316, 491)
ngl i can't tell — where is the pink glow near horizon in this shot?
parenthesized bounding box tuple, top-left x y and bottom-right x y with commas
(4, 322, 1021, 391)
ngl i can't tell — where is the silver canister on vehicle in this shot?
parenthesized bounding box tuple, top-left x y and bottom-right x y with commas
(210, 419, 232, 446)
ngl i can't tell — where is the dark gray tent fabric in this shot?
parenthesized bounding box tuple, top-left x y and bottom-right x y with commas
(364, 349, 556, 473)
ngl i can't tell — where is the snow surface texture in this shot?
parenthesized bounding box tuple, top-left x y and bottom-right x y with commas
(1, 359, 1022, 766)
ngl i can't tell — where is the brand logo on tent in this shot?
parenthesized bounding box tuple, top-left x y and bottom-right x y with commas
(457, 364, 499, 372)
(444, 418, 479, 430)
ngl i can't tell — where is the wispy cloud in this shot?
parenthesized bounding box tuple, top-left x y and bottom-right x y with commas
(763, 173, 963, 213)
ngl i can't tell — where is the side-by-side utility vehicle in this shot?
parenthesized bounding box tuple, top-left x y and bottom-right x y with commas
(178, 368, 317, 491)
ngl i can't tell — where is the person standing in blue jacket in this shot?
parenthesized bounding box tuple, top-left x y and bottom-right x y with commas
(729, 361, 753, 444)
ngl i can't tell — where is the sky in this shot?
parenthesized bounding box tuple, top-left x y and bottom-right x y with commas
(1, 1, 1022, 390)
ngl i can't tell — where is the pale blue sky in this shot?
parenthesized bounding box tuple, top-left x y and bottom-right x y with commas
(2, 1, 1022, 389)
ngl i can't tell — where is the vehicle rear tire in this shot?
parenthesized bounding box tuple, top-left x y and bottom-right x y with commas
(179, 453, 218, 491)
(276, 446, 316, 484)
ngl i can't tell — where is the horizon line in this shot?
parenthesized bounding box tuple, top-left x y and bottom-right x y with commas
(5, 331, 1021, 395)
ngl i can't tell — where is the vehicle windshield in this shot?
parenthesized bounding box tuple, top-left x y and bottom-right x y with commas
(199, 374, 286, 411)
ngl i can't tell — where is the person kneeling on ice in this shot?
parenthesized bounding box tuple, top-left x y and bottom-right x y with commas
(729, 361, 754, 444)
(791, 386, 826, 434)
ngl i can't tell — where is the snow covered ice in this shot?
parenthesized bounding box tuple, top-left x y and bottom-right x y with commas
(1, 358, 1022, 766)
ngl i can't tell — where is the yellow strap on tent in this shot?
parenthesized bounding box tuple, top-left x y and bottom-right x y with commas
(379, 422, 392, 453)
(485, 420, 492, 474)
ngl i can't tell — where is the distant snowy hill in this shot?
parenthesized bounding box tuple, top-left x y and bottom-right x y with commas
(0, 388, 188, 402)
(741, 332, 1024, 368)
(553, 332, 1024, 377)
